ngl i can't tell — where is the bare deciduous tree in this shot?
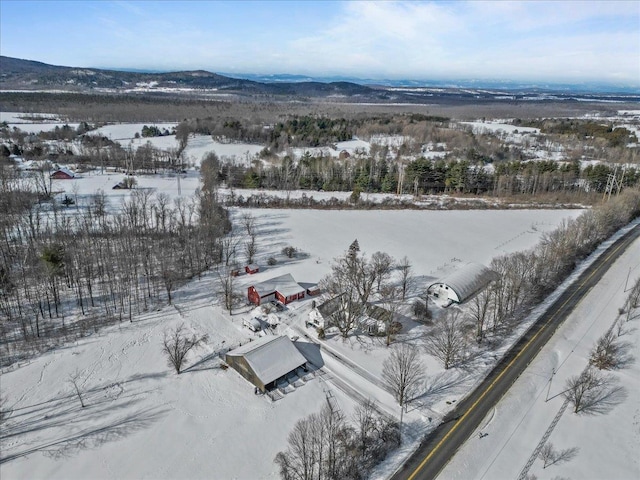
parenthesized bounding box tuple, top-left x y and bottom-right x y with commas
(220, 232, 241, 267)
(162, 323, 208, 374)
(563, 368, 626, 414)
(216, 267, 239, 314)
(371, 251, 394, 292)
(380, 285, 400, 346)
(589, 330, 621, 370)
(324, 291, 362, 338)
(30, 161, 53, 199)
(242, 213, 256, 236)
(382, 343, 425, 420)
(274, 403, 348, 480)
(538, 442, 579, 469)
(397, 256, 413, 300)
(245, 234, 258, 264)
(424, 309, 469, 369)
(353, 398, 377, 459)
(469, 289, 492, 343)
(275, 400, 399, 480)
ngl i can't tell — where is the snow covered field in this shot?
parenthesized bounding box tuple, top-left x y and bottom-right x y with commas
(438, 228, 640, 480)
(460, 121, 540, 135)
(4, 111, 637, 480)
(0, 191, 584, 480)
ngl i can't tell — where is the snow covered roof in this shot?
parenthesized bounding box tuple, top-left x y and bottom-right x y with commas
(428, 263, 497, 303)
(52, 167, 76, 178)
(251, 274, 304, 297)
(226, 335, 306, 385)
(316, 294, 344, 318)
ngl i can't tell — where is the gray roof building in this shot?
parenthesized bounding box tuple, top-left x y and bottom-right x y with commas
(427, 263, 497, 304)
(225, 335, 307, 392)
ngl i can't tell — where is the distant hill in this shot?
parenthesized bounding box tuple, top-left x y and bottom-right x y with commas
(1, 56, 637, 103)
(0, 56, 377, 99)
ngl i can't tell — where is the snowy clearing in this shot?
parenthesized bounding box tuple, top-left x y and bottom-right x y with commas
(437, 228, 640, 480)
(88, 123, 178, 141)
(0, 200, 583, 480)
(460, 121, 540, 135)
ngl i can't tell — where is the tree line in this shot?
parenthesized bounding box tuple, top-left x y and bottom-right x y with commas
(219, 154, 639, 197)
(421, 188, 640, 377)
(0, 167, 229, 365)
(275, 400, 400, 480)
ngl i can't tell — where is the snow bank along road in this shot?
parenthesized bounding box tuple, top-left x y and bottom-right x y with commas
(391, 223, 640, 480)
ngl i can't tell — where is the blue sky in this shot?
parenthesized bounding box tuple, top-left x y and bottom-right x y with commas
(1, 0, 639, 86)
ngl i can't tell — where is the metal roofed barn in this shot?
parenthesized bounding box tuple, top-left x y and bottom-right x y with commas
(247, 273, 306, 305)
(427, 262, 497, 304)
(225, 335, 307, 392)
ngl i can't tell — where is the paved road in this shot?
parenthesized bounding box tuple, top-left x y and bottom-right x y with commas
(392, 223, 640, 480)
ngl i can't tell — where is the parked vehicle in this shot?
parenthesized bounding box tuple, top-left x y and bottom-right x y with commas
(243, 317, 262, 332)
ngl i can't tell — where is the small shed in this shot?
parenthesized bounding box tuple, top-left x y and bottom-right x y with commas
(245, 264, 260, 275)
(247, 274, 305, 306)
(306, 284, 321, 296)
(225, 335, 307, 392)
(51, 168, 76, 179)
(427, 262, 497, 304)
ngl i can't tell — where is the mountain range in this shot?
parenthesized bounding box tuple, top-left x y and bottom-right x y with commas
(1, 56, 638, 102)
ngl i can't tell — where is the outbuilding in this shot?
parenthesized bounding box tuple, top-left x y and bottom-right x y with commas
(225, 335, 307, 392)
(306, 284, 321, 296)
(50, 167, 76, 179)
(247, 273, 306, 306)
(245, 264, 260, 275)
(427, 262, 497, 304)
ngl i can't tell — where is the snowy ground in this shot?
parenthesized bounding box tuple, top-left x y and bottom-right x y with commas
(460, 121, 540, 135)
(231, 208, 583, 283)
(3, 112, 634, 480)
(437, 228, 640, 480)
(0, 193, 583, 480)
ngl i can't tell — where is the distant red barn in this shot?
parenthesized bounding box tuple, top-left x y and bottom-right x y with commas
(247, 274, 305, 306)
(50, 168, 76, 180)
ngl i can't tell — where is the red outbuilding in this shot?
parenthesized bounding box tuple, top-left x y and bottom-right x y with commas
(245, 264, 260, 275)
(50, 168, 76, 180)
(247, 274, 306, 306)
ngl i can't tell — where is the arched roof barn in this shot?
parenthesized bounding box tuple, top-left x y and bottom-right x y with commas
(427, 263, 497, 304)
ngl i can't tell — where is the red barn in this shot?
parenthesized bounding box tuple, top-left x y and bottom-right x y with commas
(247, 274, 306, 306)
(50, 168, 76, 180)
(245, 264, 260, 275)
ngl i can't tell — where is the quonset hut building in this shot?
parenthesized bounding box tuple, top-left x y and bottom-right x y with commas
(427, 263, 497, 304)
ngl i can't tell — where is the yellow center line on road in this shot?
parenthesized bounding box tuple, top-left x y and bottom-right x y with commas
(407, 234, 632, 480)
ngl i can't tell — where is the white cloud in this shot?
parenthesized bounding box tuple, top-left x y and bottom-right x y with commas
(274, 0, 640, 84)
(2, 0, 636, 85)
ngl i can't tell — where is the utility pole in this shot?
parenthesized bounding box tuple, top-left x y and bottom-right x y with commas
(546, 368, 555, 402)
(603, 166, 625, 201)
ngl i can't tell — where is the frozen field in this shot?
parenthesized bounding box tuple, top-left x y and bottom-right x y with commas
(438, 229, 640, 480)
(0, 197, 586, 480)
